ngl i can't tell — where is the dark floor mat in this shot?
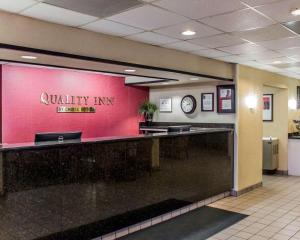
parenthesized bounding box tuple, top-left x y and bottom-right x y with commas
(118, 206, 247, 240)
(34, 199, 191, 240)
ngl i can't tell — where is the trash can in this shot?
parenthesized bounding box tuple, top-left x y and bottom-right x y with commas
(263, 137, 279, 174)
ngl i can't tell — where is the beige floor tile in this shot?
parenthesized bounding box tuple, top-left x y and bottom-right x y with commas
(208, 176, 300, 240)
(234, 231, 253, 239)
(257, 229, 276, 238)
(271, 233, 292, 240)
(248, 235, 268, 240)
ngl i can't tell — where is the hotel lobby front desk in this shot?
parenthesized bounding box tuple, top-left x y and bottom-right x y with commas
(0, 128, 233, 240)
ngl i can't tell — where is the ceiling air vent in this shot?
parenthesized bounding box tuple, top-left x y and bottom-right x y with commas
(43, 0, 144, 18)
(283, 21, 300, 34)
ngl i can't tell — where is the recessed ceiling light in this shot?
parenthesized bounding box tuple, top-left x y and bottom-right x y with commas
(291, 8, 300, 16)
(124, 69, 136, 73)
(272, 60, 282, 64)
(181, 30, 196, 36)
(190, 77, 199, 81)
(21, 55, 37, 60)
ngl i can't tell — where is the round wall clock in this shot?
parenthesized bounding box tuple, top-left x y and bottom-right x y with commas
(181, 95, 197, 114)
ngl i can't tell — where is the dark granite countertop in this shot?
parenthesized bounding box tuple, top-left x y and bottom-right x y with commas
(288, 132, 300, 139)
(0, 128, 233, 152)
(289, 135, 300, 139)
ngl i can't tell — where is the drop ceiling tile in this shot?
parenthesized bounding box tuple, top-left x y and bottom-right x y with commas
(256, 0, 300, 23)
(233, 24, 296, 42)
(241, 0, 281, 7)
(289, 55, 300, 61)
(22, 3, 98, 27)
(43, 0, 143, 19)
(107, 5, 188, 31)
(154, 21, 221, 40)
(218, 43, 267, 54)
(153, 0, 245, 20)
(164, 41, 207, 52)
(261, 65, 283, 72)
(200, 8, 274, 32)
(0, 0, 37, 13)
(241, 60, 267, 68)
(189, 33, 246, 48)
(192, 49, 230, 58)
(278, 47, 300, 56)
(81, 19, 143, 36)
(256, 56, 297, 64)
(285, 66, 300, 73)
(238, 50, 283, 60)
(216, 55, 252, 63)
(125, 32, 178, 45)
(259, 36, 300, 50)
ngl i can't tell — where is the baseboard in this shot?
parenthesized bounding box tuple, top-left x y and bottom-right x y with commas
(276, 170, 288, 176)
(231, 182, 262, 197)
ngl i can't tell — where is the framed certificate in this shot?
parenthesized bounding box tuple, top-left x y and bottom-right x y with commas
(263, 94, 273, 122)
(159, 98, 172, 112)
(201, 93, 214, 112)
(217, 85, 235, 113)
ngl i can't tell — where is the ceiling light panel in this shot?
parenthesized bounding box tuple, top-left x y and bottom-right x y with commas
(154, 21, 221, 40)
(22, 3, 98, 27)
(200, 8, 274, 32)
(107, 5, 188, 31)
(153, 0, 245, 19)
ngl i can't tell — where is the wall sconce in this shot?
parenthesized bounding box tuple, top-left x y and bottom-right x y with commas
(289, 99, 297, 110)
(245, 95, 257, 109)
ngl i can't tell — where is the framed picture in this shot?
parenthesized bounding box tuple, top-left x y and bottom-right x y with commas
(201, 93, 214, 112)
(263, 94, 273, 122)
(217, 85, 235, 113)
(159, 98, 172, 112)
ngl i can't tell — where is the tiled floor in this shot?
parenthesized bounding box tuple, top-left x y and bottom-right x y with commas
(208, 175, 300, 240)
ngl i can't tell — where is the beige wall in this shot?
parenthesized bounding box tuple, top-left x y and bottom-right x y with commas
(236, 65, 300, 191)
(150, 84, 235, 124)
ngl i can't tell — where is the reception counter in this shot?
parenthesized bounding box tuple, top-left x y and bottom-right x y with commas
(0, 128, 234, 240)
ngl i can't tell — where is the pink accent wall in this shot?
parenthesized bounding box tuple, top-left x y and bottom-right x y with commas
(1, 65, 148, 144)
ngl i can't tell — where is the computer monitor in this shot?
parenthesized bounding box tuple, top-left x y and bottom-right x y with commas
(35, 131, 82, 142)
